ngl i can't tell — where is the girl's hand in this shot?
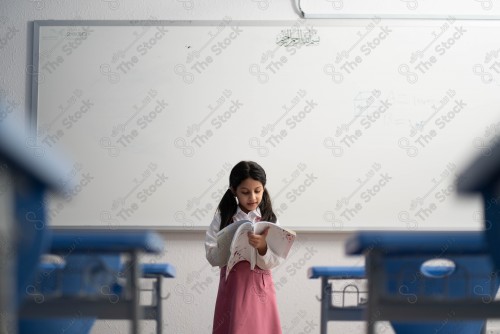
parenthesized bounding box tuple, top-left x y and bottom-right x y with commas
(248, 228, 269, 255)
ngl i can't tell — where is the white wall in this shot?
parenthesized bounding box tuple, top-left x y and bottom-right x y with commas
(3, 1, 499, 333)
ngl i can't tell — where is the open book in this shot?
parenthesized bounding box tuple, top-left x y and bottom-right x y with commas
(216, 220, 296, 280)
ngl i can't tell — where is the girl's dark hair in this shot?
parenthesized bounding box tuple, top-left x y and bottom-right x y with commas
(218, 161, 277, 230)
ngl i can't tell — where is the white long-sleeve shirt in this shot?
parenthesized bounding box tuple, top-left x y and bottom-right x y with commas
(205, 207, 281, 270)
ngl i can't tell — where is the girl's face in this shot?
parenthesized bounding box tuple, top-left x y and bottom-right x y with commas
(233, 177, 264, 213)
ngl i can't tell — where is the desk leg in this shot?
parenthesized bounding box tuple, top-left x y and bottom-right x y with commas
(320, 277, 329, 334)
(156, 275, 163, 334)
(0, 173, 15, 334)
(130, 251, 142, 334)
(366, 252, 382, 334)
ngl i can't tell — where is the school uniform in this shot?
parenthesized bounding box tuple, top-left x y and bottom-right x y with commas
(205, 207, 282, 334)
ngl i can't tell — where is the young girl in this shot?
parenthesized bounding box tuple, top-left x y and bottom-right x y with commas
(205, 161, 282, 334)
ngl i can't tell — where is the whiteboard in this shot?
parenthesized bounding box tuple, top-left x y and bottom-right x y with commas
(31, 19, 500, 231)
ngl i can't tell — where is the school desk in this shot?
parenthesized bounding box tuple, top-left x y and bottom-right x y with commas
(345, 230, 498, 334)
(19, 229, 175, 334)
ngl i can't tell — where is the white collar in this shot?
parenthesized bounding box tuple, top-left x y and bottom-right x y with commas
(233, 206, 262, 222)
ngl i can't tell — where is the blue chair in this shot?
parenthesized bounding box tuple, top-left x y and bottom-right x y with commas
(20, 260, 175, 334)
(345, 231, 498, 334)
(19, 229, 172, 334)
(308, 264, 482, 334)
(140, 263, 176, 334)
(308, 266, 366, 334)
